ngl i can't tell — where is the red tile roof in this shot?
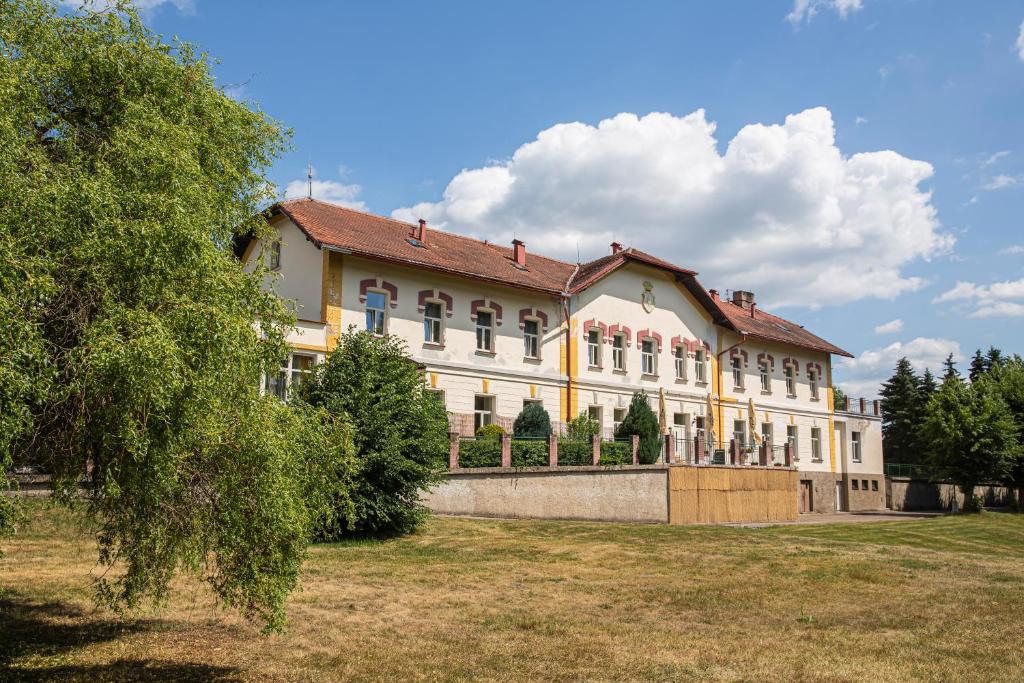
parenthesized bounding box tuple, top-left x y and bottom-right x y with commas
(247, 198, 850, 357)
(713, 297, 852, 357)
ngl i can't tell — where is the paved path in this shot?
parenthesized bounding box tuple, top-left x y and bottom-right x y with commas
(738, 510, 943, 528)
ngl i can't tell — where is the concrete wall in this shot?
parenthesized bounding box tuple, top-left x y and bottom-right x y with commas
(424, 466, 669, 523)
(843, 474, 886, 511)
(669, 466, 798, 524)
(888, 477, 1015, 511)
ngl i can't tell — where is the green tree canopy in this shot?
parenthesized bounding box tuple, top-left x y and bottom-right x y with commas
(988, 358, 1024, 507)
(969, 349, 987, 383)
(614, 392, 661, 464)
(298, 329, 449, 538)
(513, 401, 552, 438)
(942, 353, 961, 383)
(920, 375, 1019, 511)
(880, 358, 925, 464)
(0, 0, 353, 629)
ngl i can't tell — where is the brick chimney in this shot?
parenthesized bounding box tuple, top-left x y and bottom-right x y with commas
(708, 289, 719, 300)
(731, 290, 755, 310)
(512, 239, 527, 266)
(414, 219, 427, 243)
(610, 241, 623, 254)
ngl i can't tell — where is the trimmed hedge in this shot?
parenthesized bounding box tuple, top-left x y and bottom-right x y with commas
(458, 438, 501, 467)
(511, 439, 548, 467)
(557, 439, 592, 466)
(599, 441, 631, 466)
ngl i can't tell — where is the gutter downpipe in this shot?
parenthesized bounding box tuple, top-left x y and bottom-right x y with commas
(715, 333, 747, 446)
(561, 265, 580, 425)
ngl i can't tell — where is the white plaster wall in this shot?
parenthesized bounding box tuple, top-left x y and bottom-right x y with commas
(244, 217, 324, 322)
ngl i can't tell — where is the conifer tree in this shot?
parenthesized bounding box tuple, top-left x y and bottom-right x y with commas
(986, 346, 1005, 373)
(614, 392, 661, 464)
(880, 358, 923, 464)
(513, 401, 553, 438)
(969, 349, 987, 382)
(942, 353, 961, 383)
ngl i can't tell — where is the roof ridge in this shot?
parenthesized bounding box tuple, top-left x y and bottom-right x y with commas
(280, 197, 577, 268)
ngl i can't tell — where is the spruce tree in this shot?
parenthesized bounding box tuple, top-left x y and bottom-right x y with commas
(986, 346, 1005, 373)
(969, 349, 987, 382)
(614, 392, 661, 464)
(513, 401, 553, 438)
(942, 353, 961, 383)
(880, 358, 923, 464)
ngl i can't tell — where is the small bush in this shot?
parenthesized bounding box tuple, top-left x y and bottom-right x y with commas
(459, 438, 501, 467)
(513, 402, 552, 438)
(599, 441, 631, 466)
(476, 423, 506, 438)
(614, 392, 661, 464)
(511, 439, 549, 467)
(565, 412, 600, 440)
(558, 439, 593, 466)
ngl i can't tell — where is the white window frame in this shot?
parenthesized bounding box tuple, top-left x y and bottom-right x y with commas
(365, 289, 388, 336)
(268, 239, 282, 270)
(265, 351, 317, 400)
(641, 338, 656, 375)
(674, 345, 687, 380)
(785, 365, 796, 396)
(759, 361, 770, 392)
(476, 309, 494, 352)
(426, 388, 446, 408)
(695, 416, 706, 445)
(695, 348, 707, 383)
(851, 431, 862, 463)
(474, 394, 494, 431)
(809, 369, 820, 400)
(761, 422, 773, 446)
(523, 318, 540, 359)
(733, 419, 747, 447)
(423, 300, 444, 345)
(787, 425, 799, 461)
(613, 407, 627, 434)
(588, 405, 603, 436)
(612, 333, 626, 371)
(731, 356, 743, 389)
(587, 329, 602, 368)
(810, 427, 822, 461)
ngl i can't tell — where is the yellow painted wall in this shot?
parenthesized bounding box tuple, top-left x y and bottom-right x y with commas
(324, 251, 343, 350)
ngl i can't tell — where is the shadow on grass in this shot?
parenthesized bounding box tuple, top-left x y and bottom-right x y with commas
(0, 593, 241, 682)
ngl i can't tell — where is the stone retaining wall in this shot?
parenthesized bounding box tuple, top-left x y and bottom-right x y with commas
(887, 477, 1015, 511)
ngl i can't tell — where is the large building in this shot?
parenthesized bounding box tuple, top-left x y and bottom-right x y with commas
(236, 198, 884, 514)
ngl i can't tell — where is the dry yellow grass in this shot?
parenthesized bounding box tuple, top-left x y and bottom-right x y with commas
(2, 502, 1024, 681)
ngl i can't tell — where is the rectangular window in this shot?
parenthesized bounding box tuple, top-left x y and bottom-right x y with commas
(733, 419, 747, 447)
(641, 339, 656, 374)
(588, 405, 603, 437)
(474, 394, 494, 431)
(787, 425, 799, 461)
(266, 352, 316, 400)
(523, 398, 542, 408)
(852, 479, 860, 491)
(862, 479, 869, 490)
(695, 348, 707, 383)
(731, 357, 743, 389)
(523, 319, 539, 358)
(760, 361, 770, 392)
(613, 407, 627, 435)
(811, 427, 822, 461)
(785, 366, 796, 396)
(365, 290, 387, 335)
(809, 370, 819, 400)
(871, 480, 879, 491)
(612, 334, 625, 371)
(268, 239, 281, 269)
(587, 329, 601, 368)
(695, 416, 706, 445)
(476, 310, 493, 352)
(851, 431, 862, 463)
(761, 422, 773, 446)
(675, 346, 686, 380)
(423, 302, 443, 344)
(426, 388, 445, 408)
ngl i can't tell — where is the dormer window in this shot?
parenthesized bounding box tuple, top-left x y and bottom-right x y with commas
(423, 301, 443, 345)
(587, 329, 602, 368)
(476, 310, 494, 352)
(268, 239, 281, 270)
(365, 290, 387, 335)
(612, 333, 626, 371)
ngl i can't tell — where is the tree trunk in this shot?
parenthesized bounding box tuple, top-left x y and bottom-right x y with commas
(960, 483, 978, 513)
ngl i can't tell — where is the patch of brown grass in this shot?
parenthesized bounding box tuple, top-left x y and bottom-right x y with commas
(3, 504, 1023, 681)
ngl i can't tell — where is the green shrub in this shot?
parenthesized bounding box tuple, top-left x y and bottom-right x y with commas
(476, 423, 506, 438)
(511, 439, 549, 467)
(599, 441, 631, 466)
(565, 412, 600, 440)
(513, 402, 552, 438)
(458, 438, 501, 468)
(557, 439, 593, 466)
(614, 392, 662, 464)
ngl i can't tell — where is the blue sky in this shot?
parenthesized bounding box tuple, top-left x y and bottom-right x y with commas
(124, 0, 1023, 395)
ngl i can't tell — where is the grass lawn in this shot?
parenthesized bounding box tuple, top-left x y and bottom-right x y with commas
(3, 503, 1024, 682)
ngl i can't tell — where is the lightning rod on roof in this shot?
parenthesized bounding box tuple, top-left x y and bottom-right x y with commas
(307, 163, 313, 199)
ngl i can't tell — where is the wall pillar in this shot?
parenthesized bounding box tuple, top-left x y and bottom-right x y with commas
(548, 434, 558, 467)
(664, 434, 675, 464)
(500, 433, 511, 468)
(449, 433, 460, 470)
(695, 436, 704, 465)
(592, 436, 601, 465)
(730, 439, 739, 465)
(631, 435, 640, 465)
(784, 442, 793, 467)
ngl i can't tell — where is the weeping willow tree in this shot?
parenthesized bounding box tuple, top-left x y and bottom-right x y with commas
(0, 0, 353, 630)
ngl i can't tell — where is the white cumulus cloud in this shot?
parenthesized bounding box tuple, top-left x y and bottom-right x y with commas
(1016, 20, 1024, 61)
(983, 174, 1023, 191)
(60, 0, 195, 14)
(836, 337, 961, 397)
(934, 277, 1024, 318)
(394, 107, 950, 309)
(873, 318, 903, 334)
(787, 0, 863, 25)
(283, 167, 365, 210)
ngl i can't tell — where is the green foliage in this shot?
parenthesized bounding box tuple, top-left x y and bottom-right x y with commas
(512, 402, 552, 438)
(943, 353, 961, 383)
(881, 358, 928, 465)
(0, 0, 353, 628)
(458, 438, 501, 468)
(987, 359, 1024, 505)
(920, 375, 1020, 511)
(615, 392, 661, 464)
(969, 349, 987, 383)
(557, 439, 593, 466)
(511, 439, 549, 467)
(599, 441, 632, 466)
(299, 329, 448, 538)
(476, 423, 506, 438)
(565, 412, 600, 440)
(832, 385, 847, 411)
